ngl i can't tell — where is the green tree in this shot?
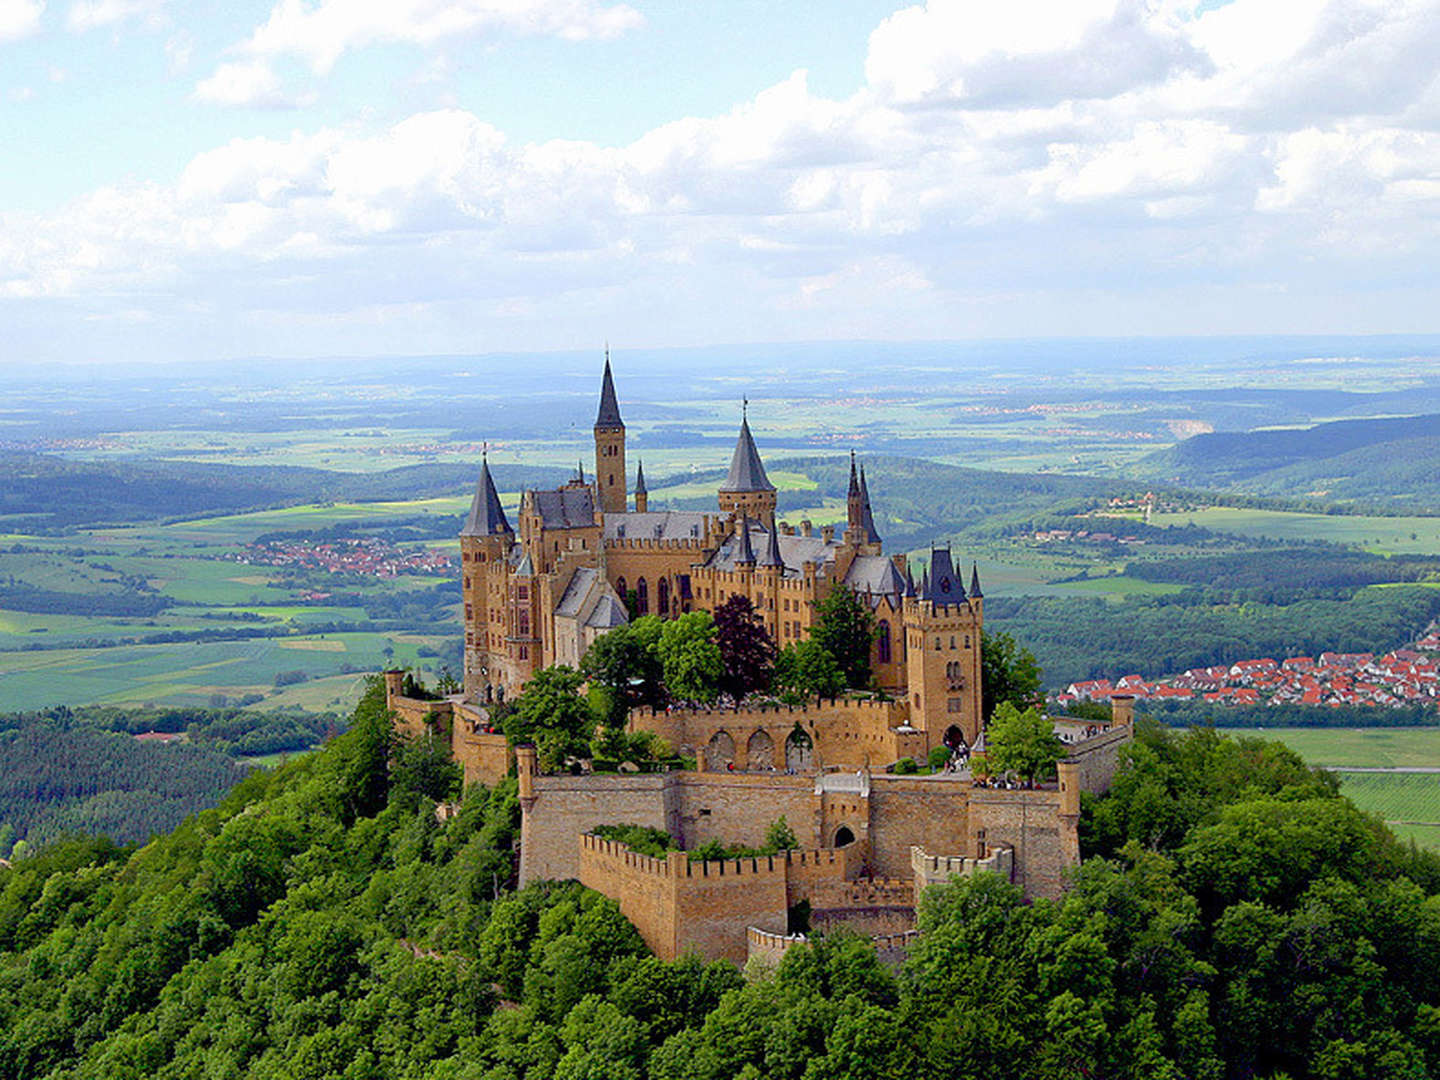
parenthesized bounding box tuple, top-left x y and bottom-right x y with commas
(985, 701, 1063, 784)
(580, 616, 666, 724)
(502, 666, 597, 770)
(390, 731, 463, 808)
(981, 628, 1042, 721)
(810, 584, 875, 689)
(763, 816, 798, 852)
(775, 639, 844, 701)
(712, 594, 776, 701)
(656, 611, 723, 704)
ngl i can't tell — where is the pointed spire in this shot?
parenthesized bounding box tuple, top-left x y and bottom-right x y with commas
(595, 350, 623, 428)
(576, 459, 585, 483)
(922, 546, 965, 604)
(634, 459, 647, 495)
(858, 464, 881, 544)
(903, 564, 917, 598)
(970, 562, 983, 598)
(721, 408, 775, 493)
(758, 522, 783, 568)
(460, 455, 513, 537)
(735, 513, 757, 564)
(848, 450, 860, 498)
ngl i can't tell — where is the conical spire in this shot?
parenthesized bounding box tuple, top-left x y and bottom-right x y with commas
(903, 564, 917, 598)
(595, 349, 623, 428)
(757, 522, 784, 568)
(970, 562, 983, 598)
(576, 459, 585, 482)
(460, 455, 512, 537)
(721, 409, 775, 493)
(634, 459, 647, 495)
(735, 514, 757, 564)
(858, 465, 881, 544)
(848, 450, 860, 498)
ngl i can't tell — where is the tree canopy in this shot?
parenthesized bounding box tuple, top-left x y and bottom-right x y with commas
(810, 585, 875, 690)
(980, 628, 1043, 721)
(500, 665, 597, 770)
(713, 595, 776, 701)
(983, 702, 1064, 783)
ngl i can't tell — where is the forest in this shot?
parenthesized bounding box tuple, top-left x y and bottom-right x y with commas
(987, 585, 1440, 687)
(0, 681, 1438, 1079)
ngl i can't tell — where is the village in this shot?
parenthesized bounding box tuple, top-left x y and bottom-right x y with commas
(1057, 626, 1440, 712)
(236, 537, 454, 578)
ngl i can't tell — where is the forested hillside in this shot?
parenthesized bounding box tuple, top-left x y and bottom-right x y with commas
(1, 682, 1439, 1078)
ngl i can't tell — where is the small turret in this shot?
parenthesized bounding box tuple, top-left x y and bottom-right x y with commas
(734, 513, 757, 565)
(460, 455, 513, 538)
(634, 459, 649, 513)
(969, 562, 983, 599)
(718, 400, 777, 526)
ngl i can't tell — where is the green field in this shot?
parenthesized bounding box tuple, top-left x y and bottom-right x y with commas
(1148, 507, 1440, 555)
(1226, 727, 1440, 768)
(1333, 772, 1440, 826)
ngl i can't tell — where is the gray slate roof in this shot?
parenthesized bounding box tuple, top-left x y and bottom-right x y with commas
(555, 567, 600, 617)
(720, 416, 775, 493)
(843, 555, 905, 600)
(858, 466, 881, 544)
(460, 459, 513, 537)
(529, 486, 597, 529)
(920, 548, 966, 604)
(603, 510, 709, 541)
(585, 595, 629, 629)
(705, 523, 837, 576)
(634, 460, 647, 495)
(595, 355, 623, 428)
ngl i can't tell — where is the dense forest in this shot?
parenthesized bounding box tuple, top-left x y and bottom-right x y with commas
(1, 682, 1438, 1078)
(988, 585, 1440, 687)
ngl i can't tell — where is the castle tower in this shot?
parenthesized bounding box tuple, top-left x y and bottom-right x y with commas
(858, 466, 882, 550)
(634, 460, 648, 513)
(846, 451, 863, 534)
(717, 403, 777, 526)
(903, 546, 984, 746)
(460, 455, 514, 700)
(594, 351, 627, 515)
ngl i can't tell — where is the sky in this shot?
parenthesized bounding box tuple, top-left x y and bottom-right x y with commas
(1, 0, 1438, 366)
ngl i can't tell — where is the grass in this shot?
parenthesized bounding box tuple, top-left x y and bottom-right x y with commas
(1148, 507, 1440, 555)
(1334, 772, 1440, 828)
(1226, 727, 1440, 769)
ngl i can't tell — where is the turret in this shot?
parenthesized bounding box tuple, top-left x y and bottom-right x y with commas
(717, 402, 777, 526)
(846, 451, 863, 532)
(460, 454, 514, 700)
(634, 460, 648, 513)
(903, 545, 984, 745)
(593, 349, 627, 515)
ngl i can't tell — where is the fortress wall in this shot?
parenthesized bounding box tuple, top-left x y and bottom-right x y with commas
(451, 728, 510, 789)
(388, 693, 449, 739)
(779, 845, 862, 899)
(673, 772, 817, 849)
(806, 876, 917, 936)
(673, 854, 791, 965)
(521, 773, 679, 884)
(911, 844, 1014, 889)
(1064, 726, 1133, 796)
(867, 776, 972, 879)
(747, 926, 807, 967)
(967, 787, 1077, 900)
(578, 836, 680, 960)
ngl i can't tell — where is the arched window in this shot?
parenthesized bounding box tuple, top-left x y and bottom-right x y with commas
(834, 826, 855, 848)
(616, 577, 627, 603)
(636, 577, 648, 615)
(876, 620, 892, 664)
(658, 578, 670, 617)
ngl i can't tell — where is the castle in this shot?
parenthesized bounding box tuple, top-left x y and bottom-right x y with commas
(386, 355, 1132, 966)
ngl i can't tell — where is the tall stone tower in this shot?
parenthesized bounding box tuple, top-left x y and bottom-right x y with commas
(594, 352, 627, 514)
(717, 405, 777, 526)
(903, 548, 985, 746)
(460, 455, 514, 700)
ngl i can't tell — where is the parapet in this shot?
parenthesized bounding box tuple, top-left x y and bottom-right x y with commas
(910, 844, 1014, 888)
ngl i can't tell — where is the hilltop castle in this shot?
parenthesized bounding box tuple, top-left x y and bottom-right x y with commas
(460, 354, 986, 755)
(386, 355, 1132, 965)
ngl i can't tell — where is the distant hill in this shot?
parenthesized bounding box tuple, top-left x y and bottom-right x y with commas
(1128, 413, 1440, 509)
(0, 453, 570, 531)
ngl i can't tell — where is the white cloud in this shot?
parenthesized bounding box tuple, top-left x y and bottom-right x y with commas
(66, 0, 163, 31)
(193, 59, 298, 108)
(0, 0, 44, 42)
(6, 0, 1440, 357)
(238, 0, 642, 74)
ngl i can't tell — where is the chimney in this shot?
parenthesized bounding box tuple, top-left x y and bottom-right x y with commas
(821, 525, 835, 543)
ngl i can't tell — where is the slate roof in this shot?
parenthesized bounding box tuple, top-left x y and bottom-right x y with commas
(843, 555, 905, 600)
(585, 595, 629, 629)
(555, 567, 600, 617)
(704, 523, 838, 576)
(604, 510, 709, 541)
(970, 562, 983, 598)
(529, 486, 597, 529)
(735, 515, 757, 563)
(595, 353, 623, 428)
(720, 415, 775, 493)
(460, 458, 513, 537)
(757, 522, 784, 567)
(634, 460, 647, 495)
(858, 466, 881, 544)
(920, 548, 966, 604)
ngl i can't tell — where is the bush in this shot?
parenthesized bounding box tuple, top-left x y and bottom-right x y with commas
(894, 757, 918, 775)
(927, 746, 951, 771)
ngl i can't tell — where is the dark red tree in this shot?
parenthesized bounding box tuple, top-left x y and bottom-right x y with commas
(713, 594, 776, 701)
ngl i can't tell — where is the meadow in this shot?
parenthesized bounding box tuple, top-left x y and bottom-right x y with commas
(1147, 507, 1440, 554)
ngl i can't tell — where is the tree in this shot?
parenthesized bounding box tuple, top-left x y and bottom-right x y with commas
(580, 616, 666, 724)
(713, 595, 776, 701)
(502, 666, 597, 770)
(764, 816, 798, 852)
(981, 628, 1042, 721)
(656, 612, 723, 704)
(810, 585, 875, 689)
(390, 732, 463, 808)
(985, 701, 1063, 784)
(775, 639, 844, 701)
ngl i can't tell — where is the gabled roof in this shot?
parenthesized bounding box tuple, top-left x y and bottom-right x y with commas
(529, 486, 597, 529)
(604, 510, 709, 541)
(843, 555, 905, 600)
(460, 458, 513, 537)
(595, 352, 623, 428)
(585, 595, 629, 629)
(720, 414, 775, 493)
(555, 567, 601, 617)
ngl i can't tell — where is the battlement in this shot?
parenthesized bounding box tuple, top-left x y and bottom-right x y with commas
(580, 833, 856, 883)
(910, 844, 1014, 888)
(604, 536, 710, 551)
(630, 696, 906, 722)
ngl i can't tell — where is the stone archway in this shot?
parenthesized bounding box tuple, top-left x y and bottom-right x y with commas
(834, 825, 855, 848)
(943, 724, 966, 749)
(746, 729, 775, 771)
(707, 730, 735, 770)
(785, 724, 813, 772)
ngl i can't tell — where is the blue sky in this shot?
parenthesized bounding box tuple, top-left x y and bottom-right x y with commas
(2, 0, 1438, 365)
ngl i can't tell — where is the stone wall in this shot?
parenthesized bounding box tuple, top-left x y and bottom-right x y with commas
(1064, 725, 1131, 797)
(867, 775, 973, 878)
(910, 843, 1014, 889)
(522, 773, 678, 884)
(967, 786, 1077, 900)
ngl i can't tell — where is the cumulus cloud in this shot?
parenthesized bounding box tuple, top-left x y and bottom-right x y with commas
(6, 0, 1440, 356)
(0, 0, 44, 42)
(237, 0, 641, 74)
(193, 59, 300, 108)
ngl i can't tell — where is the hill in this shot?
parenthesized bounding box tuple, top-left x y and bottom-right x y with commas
(1, 681, 1438, 1079)
(1129, 413, 1440, 510)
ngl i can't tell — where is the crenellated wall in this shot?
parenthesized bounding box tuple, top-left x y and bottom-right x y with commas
(383, 675, 511, 789)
